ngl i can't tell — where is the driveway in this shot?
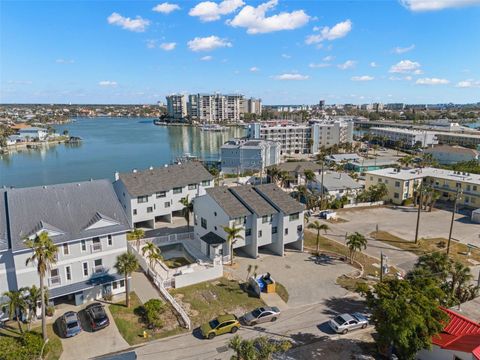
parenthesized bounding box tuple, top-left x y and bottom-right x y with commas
(228, 250, 355, 307)
(58, 304, 129, 360)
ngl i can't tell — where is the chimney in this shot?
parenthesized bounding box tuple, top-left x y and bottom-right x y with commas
(114, 171, 119, 181)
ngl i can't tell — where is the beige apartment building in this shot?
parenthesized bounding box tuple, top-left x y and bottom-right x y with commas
(365, 167, 480, 207)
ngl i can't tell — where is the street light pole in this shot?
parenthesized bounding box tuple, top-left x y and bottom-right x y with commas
(447, 188, 462, 255)
(414, 179, 423, 244)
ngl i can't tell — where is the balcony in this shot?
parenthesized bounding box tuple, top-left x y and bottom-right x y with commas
(49, 276, 61, 287)
(91, 242, 102, 253)
(92, 265, 107, 276)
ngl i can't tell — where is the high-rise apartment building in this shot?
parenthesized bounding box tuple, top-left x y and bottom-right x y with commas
(166, 94, 187, 120)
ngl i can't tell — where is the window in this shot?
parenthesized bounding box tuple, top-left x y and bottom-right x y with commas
(92, 237, 102, 252)
(107, 235, 113, 246)
(147, 207, 153, 213)
(120, 280, 125, 287)
(63, 243, 69, 255)
(81, 240, 86, 252)
(133, 209, 137, 215)
(289, 213, 299, 221)
(394, 193, 399, 199)
(94, 259, 103, 273)
(214, 212, 217, 217)
(272, 227, 277, 234)
(137, 195, 148, 203)
(173, 187, 183, 194)
(467, 185, 471, 191)
(188, 184, 197, 190)
(51, 268, 59, 277)
(156, 191, 166, 198)
(201, 218, 207, 229)
(165, 201, 171, 208)
(234, 217, 243, 225)
(285, 228, 289, 235)
(262, 215, 271, 224)
(83, 262, 89, 277)
(456, 182, 462, 188)
(297, 225, 302, 232)
(113, 281, 118, 290)
(245, 228, 252, 236)
(202, 180, 211, 186)
(474, 186, 478, 191)
(65, 266, 71, 281)
(395, 181, 401, 187)
(258, 230, 262, 238)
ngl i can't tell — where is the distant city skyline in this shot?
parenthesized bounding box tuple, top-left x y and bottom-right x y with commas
(1, 0, 480, 105)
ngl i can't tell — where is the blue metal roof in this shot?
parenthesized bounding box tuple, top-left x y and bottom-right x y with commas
(49, 273, 123, 299)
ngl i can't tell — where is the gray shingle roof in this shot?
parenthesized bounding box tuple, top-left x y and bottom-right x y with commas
(230, 186, 277, 216)
(0, 190, 8, 251)
(274, 161, 322, 174)
(117, 162, 213, 197)
(254, 183, 305, 215)
(206, 186, 252, 218)
(316, 171, 362, 192)
(7, 180, 130, 252)
(200, 232, 226, 245)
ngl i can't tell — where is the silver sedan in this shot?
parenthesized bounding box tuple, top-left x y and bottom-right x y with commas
(243, 306, 281, 326)
(328, 313, 369, 334)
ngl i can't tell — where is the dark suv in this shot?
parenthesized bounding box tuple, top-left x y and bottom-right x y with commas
(85, 303, 110, 331)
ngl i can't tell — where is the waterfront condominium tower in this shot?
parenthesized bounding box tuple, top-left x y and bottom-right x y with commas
(166, 94, 188, 120)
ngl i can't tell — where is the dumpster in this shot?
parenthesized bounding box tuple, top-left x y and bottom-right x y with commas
(260, 273, 276, 293)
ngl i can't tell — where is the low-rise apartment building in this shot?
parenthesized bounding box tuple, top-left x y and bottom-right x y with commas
(370, 127, 438, 148)
(113, 162, 214, 228)
(424, 145, 479, 165)
(193, 184, 304, 260)
(308, 171, 363, 203)
(435, 131, 480, 148)
(220, 138, 281, 174)
(0, 180, 130, 306)
(365, 167, 480, 207)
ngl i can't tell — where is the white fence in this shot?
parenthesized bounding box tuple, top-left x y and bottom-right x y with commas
(343, 201, 384, 209)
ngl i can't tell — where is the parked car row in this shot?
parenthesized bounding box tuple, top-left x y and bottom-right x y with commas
(60, 302, 110, 338)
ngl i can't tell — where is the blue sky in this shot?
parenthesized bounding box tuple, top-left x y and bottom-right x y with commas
(1, 0, 480, 105)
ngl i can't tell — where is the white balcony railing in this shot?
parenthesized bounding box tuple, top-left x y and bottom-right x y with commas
(91, 243, 102, 252)
(49, 276, 61, 286)
(92, 265, 106, 275)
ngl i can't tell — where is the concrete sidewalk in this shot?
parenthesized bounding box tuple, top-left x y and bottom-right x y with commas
(131, 270, 162, 304)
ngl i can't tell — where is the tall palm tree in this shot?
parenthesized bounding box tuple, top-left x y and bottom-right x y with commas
(222, 225, 244, 266)
(25, 231, 58, 341)
(346, 232, 368, 264)
(129, 228, 145, 252)
(279, 171, 293, 188)
(307, 221, 330, 254)
(428, 190, 441, 212)
(141, 241, 163, 268)
(2, 288, 28, 334)
(25, 285, 46, 331)
(179, 195, 193, 231)
(296, 185, 308, 203)
(398, 155, 414, 168)
(303, 170, 315, 186)
(114, 252, 139, 308)
(267, 166, 280, 184)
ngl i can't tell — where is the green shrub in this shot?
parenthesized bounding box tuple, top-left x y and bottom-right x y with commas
(46, 305, 55, 317)
(402, 198, 413, 206)
(143, 299, 166, 329)
(0, 332, 44, 360)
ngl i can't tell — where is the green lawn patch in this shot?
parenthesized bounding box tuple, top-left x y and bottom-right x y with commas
(163, 257, 192, 268)
(170, 277, 265, 327)
(109, 292, 185, 345)
(275, 282, 289, 303)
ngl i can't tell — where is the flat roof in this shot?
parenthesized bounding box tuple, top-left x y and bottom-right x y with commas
(366, 167, 480, 185)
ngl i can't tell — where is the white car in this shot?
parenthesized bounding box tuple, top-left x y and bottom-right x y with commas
(328, 313, 369, 334)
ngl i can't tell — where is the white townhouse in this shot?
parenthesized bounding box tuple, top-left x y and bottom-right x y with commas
(0, 180, 131, 307)
(113, 162, 214, 229)
(193, 184, 305, 261)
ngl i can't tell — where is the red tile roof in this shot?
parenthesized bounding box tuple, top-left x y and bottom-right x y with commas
(432, 307, 480, 359)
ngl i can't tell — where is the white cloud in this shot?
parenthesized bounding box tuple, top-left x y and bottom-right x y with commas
(160, 42, 176, 51)
(107, 12, 150, 32)
(351, 75, 374, 81)
(55, 59, 74, 64)
(309, 63, 331, 68)
(200, 55, 213, 61)
(392, 44, 415, 54)
(98, 80, 118, 87)
(416, 77, 450, 85)
(152, 2, 181, 14)
(281, 53, 291, 59)
(189, 0, 244, 22)
(389, 59, 421, 73)
(305, 19, 352, 45)
(389, 75, 413, 81)
(337, 60, 356, 70)
(456, 79, 480, 88)
(273, 73, 309, 80)
(250, 66, 260, 72)
(400, 0, 480, 12)
(323, 55, 335, 62)
(187, 35, 232, 51)
(370, 62, 378, 67)
(146, 40, 157, 49)
(227, 0, 310, 34)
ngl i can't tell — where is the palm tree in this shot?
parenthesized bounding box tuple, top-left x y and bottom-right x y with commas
(128, 228, 145, 252)
(307, 221, 330, 254)
(346, 232, 368, 264)
(25, 231, 58, 341)
(303, 170, 315, 186)
(179, 195, 193, 231)
(428, 190, 441, 212)
(296, 185, 308, 203)
(2, 288, 28, 334)
(279, 171, 293, 188)
(114, 252, 139, 308)
(222, 225, 244, 266)
(141, 241, 163, 268)
(25, 285, 46, 331)
(267, 166, 281, 184)
(398, 155, 414, 168)
(448, 262, 473, 305)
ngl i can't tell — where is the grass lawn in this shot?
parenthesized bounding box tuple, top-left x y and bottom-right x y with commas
(0, 322, 62, 360)
(109, 292, 185, 345)
(170, 277, 265, 327)
(372, 231, 480, 267)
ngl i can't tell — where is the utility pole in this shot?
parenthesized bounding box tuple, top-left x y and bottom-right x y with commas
(447, 188, 462, 255)
(380, 251, 384, 282)
(320, 158, 325, 210)
(414, 179, 423, 244)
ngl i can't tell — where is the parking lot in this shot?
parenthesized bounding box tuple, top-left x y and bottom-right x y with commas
(54, 302, 129, 360)
(230, 250, 355, 307)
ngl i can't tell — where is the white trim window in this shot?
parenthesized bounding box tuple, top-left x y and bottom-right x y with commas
(82, 262, 89, 277)
(107, 235, 113, 246)
(65, 266, 72, 282)
(81, 240, 86, 252)
(63, 243, 69, 256)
